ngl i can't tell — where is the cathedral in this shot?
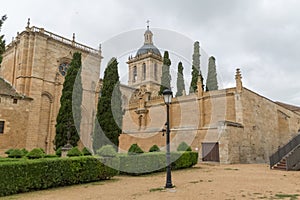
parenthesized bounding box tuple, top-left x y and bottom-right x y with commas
(1, 21, 300, 165)
(0, 20, 101, 154)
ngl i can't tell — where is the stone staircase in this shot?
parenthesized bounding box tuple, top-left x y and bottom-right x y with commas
(270, 133, 300, 171)
(272, 158, 287, 170)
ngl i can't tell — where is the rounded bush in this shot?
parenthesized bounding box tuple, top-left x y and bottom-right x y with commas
(8, 149, 24, 158)
(21, 148, 29, 155)
(96, 145, 117, 157)
(82, 147, 92, 156)
(177, 141, 192, 151)
(128, 143, 144, 155)
(26, 148, 45, 159)
(67, 147, 82, 157)
(149, 145, 160, 152)
(5, 149, 14, 156)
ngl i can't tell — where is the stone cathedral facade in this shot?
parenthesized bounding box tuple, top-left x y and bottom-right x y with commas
(1, 22, 300, 164)
(0, 20, 101, 154)
(119, 27, 300, 164)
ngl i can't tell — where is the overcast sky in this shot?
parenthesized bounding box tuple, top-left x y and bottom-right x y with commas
(1, 0, 300, 106)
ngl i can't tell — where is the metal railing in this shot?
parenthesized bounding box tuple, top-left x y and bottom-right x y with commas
(269, 133, 300, 168)
(286, 145, 300, 170)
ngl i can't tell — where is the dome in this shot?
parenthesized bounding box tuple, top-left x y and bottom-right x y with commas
(136, 44, 161, 57)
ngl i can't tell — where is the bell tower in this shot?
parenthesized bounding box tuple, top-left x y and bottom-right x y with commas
(127, 23, 163, 96)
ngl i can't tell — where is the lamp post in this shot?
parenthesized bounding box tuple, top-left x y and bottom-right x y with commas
(163, 89, 173, 188)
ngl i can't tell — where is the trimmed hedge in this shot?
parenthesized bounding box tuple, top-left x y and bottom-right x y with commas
(96, 145, 117, 157)
(119, 151, 198, 175)
(149, 145, 160, 152)
(8, 149, 25, 158)
(26, 148, 45, 159)
(82, 147, 92, 156)
(67, 147, 82, 157)
(177, 141, 192, 151)
(0, 156, 118, 197)
(128, 143, 144, 155)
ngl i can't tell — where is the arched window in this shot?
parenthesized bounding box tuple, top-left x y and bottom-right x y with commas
(133, 66, 137, 82)
(142, 63, 146, 80)
(154, 63, 157, 80)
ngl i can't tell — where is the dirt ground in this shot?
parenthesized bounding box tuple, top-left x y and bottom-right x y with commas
(2, 163, 300, 200)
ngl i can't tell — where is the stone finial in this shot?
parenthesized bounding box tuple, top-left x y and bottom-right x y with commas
(197, 74, 203, 97)
(72, 33, 75, 41)
(235, 68, 243, 93)
(27, 18, 30, 28)
(99, 43, 102, 51)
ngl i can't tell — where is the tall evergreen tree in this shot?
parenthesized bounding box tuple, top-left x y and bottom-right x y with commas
(176, 61, 185, 97)
(93, 57, 122, 152)
(189, 41, 204, 93)
(206, 56, 218, 91)
(0, 15, 7, 65)
(55, 52, 82, 149)
(159, 51, 171, 95)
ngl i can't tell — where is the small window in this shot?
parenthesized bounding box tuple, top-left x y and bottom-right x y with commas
(13, 99, 18, 104)
(142, 63, 146, 80)
(0, 121, 4, 134)
(154, 63, 157, 80)
(133, 66, 137, 82)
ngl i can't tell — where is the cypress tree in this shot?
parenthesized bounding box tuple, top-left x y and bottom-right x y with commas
(0, 15, 7, 65)
(189, 41, 204, 93)
(159, 51, 171, 95)
(55, 52, 82, 149)
(176, 61, 185, 97)
(206, 56, 218, 91)
(93, 57, 122, 152)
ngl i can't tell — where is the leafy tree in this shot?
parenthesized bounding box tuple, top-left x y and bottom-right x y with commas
(159, 51, 171, 95)
(206, 56, 218, 91)
(189, 41, 204, 93)
(176, 61, 185, 97)
(93, 57, 122, 152)
(55, 52, 83, 149)
(0, 15, 7, 65)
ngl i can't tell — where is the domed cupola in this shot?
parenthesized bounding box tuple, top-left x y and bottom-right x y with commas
(136, 25, 161, 57)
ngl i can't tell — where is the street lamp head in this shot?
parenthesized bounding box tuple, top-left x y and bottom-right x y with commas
(163, 89, 173, 105)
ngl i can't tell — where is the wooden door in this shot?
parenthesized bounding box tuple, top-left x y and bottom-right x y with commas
(202, 142, 220, 162)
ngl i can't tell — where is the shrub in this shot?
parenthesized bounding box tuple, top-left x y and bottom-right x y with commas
(8, 149, 24, 158)
(177, 141, 192, 151)
(67, 147, 82, 157)
(149, 145, 160, 152)
(96, 145, 117, 157)
(119, 151, 198, 175)
(21, 148, 28, 155)
(26, 148, 45, 159)
(128, 143, 144, 155)
(4, 149, 14, 156)
(55, 147, 62, 157)
(0, 157, 118, 197)
(44, 154, 58, 158)
(82, 147, 92, 156)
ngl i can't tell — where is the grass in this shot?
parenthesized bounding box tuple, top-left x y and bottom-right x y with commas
(149, 187, 165, 192)
(224, 168, 239, 171)
(274, 194, 299, 200)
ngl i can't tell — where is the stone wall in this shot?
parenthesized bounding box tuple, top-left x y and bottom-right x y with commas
(0, 26, 101, 153)
(0, 95, 32, 155)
